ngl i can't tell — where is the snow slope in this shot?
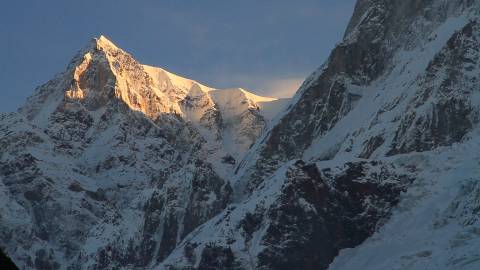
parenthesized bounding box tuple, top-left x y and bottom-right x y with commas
(330, 141, 480, 270)
(142, 61, 290, 164)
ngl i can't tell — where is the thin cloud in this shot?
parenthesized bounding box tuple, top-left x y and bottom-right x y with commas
(203, 73, 304, 98)
(258, 78, 304, 98)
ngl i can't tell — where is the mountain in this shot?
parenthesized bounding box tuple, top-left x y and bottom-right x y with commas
(19, 36, 288, 177)
(0, 36, 287, 269)
(158, 0, 480, 269)
(2, 0, 480, 269)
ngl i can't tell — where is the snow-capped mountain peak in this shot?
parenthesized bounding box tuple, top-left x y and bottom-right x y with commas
(1, 34, 291, 270)
(95, 35, 120, 51)
(19, 36, 289, 163)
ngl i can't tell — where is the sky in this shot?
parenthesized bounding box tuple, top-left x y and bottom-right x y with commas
(0, 0, 356, 112)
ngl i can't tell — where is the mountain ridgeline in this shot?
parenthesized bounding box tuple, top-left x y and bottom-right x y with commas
(1, 0, 480, 269)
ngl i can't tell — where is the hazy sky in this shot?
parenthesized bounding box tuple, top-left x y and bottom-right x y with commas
(0, 0, 355, 112)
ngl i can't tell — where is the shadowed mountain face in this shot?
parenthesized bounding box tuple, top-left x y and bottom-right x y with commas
(0, 249, 18, 270)
(2, 0, 480, 269)
(160, 0, 480, 269)
(235, 0, 479, 194)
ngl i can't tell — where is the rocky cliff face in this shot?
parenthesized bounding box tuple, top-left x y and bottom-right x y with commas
(2, 0, 480, 269)
(236, 0, 479, 194)
(160, 160, 411, 269)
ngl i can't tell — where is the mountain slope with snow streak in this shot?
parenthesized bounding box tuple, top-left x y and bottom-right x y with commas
(157, 0, 480, 269)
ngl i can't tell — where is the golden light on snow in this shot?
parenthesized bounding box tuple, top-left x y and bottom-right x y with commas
(261, 78, 303, 98)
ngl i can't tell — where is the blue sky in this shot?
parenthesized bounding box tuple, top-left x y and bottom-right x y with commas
(0, 0, 355, 112)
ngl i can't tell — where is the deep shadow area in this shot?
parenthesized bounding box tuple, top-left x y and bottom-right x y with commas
(0, 249, 18, 270)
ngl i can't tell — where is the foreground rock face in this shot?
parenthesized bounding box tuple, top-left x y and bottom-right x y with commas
(388, 20, 480, 155)
(237, 0, 480, 194)
(160, 0, 480, 269)
(2, 0, 480, 269)
(256, 161, 410, 270)
(160, 160, 411, 269)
